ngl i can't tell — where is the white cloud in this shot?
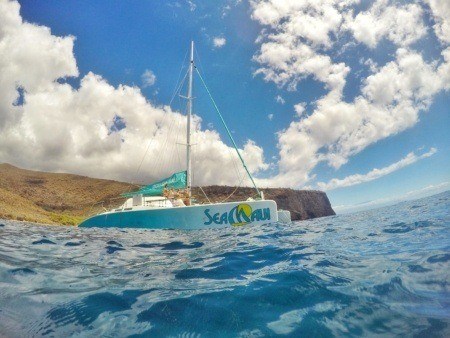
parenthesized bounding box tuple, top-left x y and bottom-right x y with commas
(250, 0, 450, 188)
(0, 0, 267, 187)
(344, 0, 427, 48)
(1, 0, 448, 194)
(425, 0, 450, 44)
(251, 0, 351, 48)
(221, 0, 243, 18)
(265, 48, 449, 188)
(186, 0, 196, 12)
(275, 95, 285, 104)
(318, 148, 437, 191)
(267, 113, 274, 120)
(222, 5, 231, 18)
(251, 0, 353, 93)
(361, 58, 378, 73)
(141, 69, 156, 88)
(213, 36, 226, 48)
(253, 39, 350, 93)
(0, 0, 78, 130)
(293, 102, 306, 117)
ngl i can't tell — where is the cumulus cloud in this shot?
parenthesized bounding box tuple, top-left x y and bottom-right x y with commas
(293, 102, 306, 117)
(186, 0, 196, 12)
(275, 95, 285, 104)
(267, 113, 274, 120)
(2, 0, 449, 193)
(425, 0, 450, 44)
(318, 148, 437, 191)
(141, 69, 156, 87)
(0, 0, 267, 186)
(251, 0, 352, 93)
(213, 36, 226, 48)
(344, 0, 426, 48)
(250, 0, 450, 188)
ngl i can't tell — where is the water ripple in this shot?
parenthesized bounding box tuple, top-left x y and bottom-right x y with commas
(0, 191, 449, 337)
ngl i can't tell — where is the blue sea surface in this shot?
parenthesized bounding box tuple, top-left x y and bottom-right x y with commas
(0, 192, 449, 337)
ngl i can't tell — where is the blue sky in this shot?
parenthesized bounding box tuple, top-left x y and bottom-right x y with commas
(2, 0, 449, 212)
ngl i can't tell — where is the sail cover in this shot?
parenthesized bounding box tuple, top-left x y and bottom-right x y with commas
(122, 171, 187, 197)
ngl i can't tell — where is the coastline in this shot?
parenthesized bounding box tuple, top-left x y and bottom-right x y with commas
(1, 163, 335, 226)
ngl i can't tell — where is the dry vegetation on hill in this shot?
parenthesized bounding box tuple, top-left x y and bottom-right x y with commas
(0, 163, 134, 225)
(0, 163, 335, 225)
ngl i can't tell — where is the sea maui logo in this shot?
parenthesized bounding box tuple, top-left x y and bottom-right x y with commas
(203, 204, 271, 226)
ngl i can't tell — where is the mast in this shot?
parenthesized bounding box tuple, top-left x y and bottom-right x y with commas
(186, 41, 194, 205)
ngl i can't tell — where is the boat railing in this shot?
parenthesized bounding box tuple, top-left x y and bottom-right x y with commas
(87, 196, 125, 216)
(87, 195, 187, 216)
(144, 198, 164, 207)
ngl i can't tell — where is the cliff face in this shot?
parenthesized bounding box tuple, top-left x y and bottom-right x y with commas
(192, 186, 335, 221)
(263, 189, 336, 221)
(0, 163, 335, 225)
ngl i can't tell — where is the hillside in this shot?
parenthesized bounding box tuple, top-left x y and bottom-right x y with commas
(0, 163, 335, 225)
(0, 163, 135, 225)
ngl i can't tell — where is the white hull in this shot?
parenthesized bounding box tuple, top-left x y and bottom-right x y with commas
(79, 200, 286, 229)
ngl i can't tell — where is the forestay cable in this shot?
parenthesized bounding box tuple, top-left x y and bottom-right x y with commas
(195, 67, 261, 198)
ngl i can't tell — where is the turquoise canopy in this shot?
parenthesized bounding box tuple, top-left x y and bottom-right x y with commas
(123, 171, 187, 197)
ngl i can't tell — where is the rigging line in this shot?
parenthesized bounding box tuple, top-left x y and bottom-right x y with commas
(192, 54, 243, 183)
(167, 108, 181, 170)
(174, 71, 190, 170)
(191, 141, 195, 189)
(227, 140, 245, 182)
(199, 186, 211, 204)
(169, 49, 189, 105)
(220, 174, 246, 203)
(194, 48, 206, 81)
(170, 69, 189, 106)
(170, 115, 182, 173)
(155, 110, 178, 176)
(130, 74, 188, 189)
(175, 113, 183, 168)
(223, 142, 245, 199)
(195, 67, 261, 198)
(221, 110, 245, 181)
(194, 48, 244, 193)
(191, 53, 242, 182)
(129, 57, 190, 188)
(153, 112, 173, 174)
(196, 70, 247, 191)
(165, 69, 189, 172)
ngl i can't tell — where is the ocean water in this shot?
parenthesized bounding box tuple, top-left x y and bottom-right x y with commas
(0, 192, 449, 337)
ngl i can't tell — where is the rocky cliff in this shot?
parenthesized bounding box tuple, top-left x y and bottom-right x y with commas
(192, 186, 335, 221)
(0, 163, 335, 225)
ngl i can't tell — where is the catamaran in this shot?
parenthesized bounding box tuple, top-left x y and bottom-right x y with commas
(79, 42, 291, 229)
